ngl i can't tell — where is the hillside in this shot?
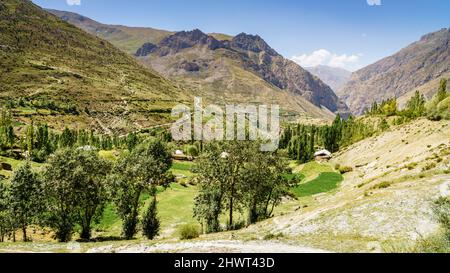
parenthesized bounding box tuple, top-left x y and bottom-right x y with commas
(235, 118, 450, 252)
(135, 30, 350, 118)
(306, 65, 351, 92)
(49, 10, 349, 119)
(0, 0, 189, 133)
(339, 28, 450, 115)
(47, 9, 174, 55)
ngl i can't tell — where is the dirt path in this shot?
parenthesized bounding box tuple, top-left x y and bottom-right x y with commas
(87, 240, 330, 253)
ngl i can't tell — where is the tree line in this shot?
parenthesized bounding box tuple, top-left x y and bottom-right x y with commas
(367, 78, 449, 121)
(280, 115, 376, 163)
(0, 114, 150, 163)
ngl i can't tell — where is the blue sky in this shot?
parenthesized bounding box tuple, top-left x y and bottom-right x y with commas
(32, 0, 449, 71)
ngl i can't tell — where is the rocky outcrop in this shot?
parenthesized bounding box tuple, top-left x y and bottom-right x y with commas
(228, 33, 279, 56)
(156, 29, 224, 55)
(135, 42, 157, 57)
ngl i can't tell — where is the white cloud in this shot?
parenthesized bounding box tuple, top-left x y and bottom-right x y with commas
(291, 49, 362, 71)
(66, 0, 81, 6)
(367, 0, 381, 6)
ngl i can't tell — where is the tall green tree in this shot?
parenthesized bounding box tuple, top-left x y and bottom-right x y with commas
(241, 148, 289, 224)
(142, 197, 160, 240)
(0, 178, 13, 242)
(9, 162, 43, 241)
(405, 91, 426, 118)
(193, 143, 229, 233)
(73, 151, 111, 240)
(0, 110, 15, 151)
(26, 121, 35, 157)
(42, 149, 111, 242)
(437, 78, 448, 103)
(111, 139, 173, 239)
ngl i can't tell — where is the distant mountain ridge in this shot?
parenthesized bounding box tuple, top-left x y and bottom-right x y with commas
(47, 9, 174, 54)
(305, 65, 351, 92)
(49, 9, 350, 118)
(338, 28, 450, 115)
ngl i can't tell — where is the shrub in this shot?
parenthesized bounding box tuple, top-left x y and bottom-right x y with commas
(372, 181, 391, 189)
(178, 224, 200, 240)
(186, 145, 199, 157)
(405, 162, 418, 170)
(422, 162, 437, 171)
(263, 233, 284, 240)
(338, 166, 353, 174)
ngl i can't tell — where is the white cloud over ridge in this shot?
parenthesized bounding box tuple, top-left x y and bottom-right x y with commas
(291, 49, 362, 71)
(67, 0, 81, 6)
(367, 0, 381, 6)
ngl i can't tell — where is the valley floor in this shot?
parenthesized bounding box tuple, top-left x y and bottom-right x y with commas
(0, 119, 449, 253)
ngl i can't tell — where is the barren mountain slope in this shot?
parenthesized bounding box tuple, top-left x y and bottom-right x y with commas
(339, 28, 450, 115)
(0, 0, 189, 133)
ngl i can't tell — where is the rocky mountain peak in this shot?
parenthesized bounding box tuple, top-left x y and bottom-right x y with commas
(230, 33, 279, 56)
(158, 29, 223, 53)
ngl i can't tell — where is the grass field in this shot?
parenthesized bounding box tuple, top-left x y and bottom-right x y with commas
(170, 160, 195, 178)
(290, 161, 343, 197)
(292, 172, 344, 197)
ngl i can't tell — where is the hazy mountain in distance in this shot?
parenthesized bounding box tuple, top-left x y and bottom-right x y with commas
(0, 0, 188, 133)
(305, 65, 351, 92)
(338, 28, 450, 115)
(47, 9, 174, 55)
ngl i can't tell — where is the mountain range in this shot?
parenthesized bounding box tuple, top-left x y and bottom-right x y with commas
(338, 28, 450, 115)
(48, 9, 350, 119)
(1, 0, 447, 133)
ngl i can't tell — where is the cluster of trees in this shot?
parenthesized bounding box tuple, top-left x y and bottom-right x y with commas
(4, 97, 79, 115)
(367, 98, 399, 117)
(0, 139, 173, 242)
(0, 114, 149, 163)
(280, 115, 376, 162)
(193, 141, 289, 233)
(367, 78, 449, 121)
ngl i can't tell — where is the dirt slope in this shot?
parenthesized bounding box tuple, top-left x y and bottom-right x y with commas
(239, 119, 450, 252)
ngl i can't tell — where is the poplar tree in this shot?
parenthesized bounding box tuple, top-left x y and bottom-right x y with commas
(9, 162, 43, 241)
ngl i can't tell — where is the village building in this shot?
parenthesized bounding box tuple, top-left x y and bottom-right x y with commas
(314, 149, 332, 162)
